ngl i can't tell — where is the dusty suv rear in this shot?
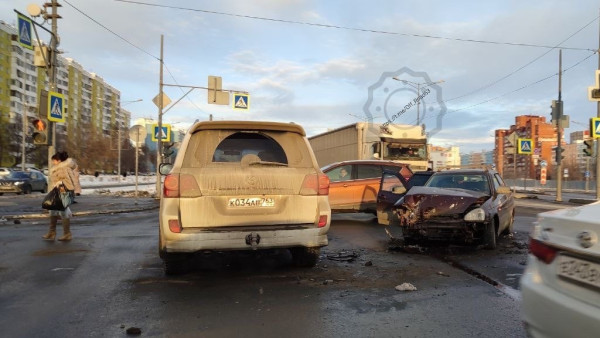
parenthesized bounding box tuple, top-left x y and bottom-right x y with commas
(158, 121, 331, 274)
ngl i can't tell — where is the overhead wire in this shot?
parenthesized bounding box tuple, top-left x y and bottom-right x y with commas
(115, 0, 595, 52)
(66, 0, 599, 123)
(445, 14, 600, 103)
(63, 0, 158, 60)
(63, 0, 206, 116)
(416, 51, 598, 125)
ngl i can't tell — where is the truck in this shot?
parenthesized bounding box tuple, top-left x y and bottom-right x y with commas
(308, 122, 429, 171)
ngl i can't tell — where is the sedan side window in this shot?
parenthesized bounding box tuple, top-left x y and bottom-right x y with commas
(326, 165, 353, 182)
(356, 165, 382, 180)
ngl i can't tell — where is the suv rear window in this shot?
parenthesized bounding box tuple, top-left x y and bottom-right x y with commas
(213, 132, 288, 164)
(181, 129, 314, 168)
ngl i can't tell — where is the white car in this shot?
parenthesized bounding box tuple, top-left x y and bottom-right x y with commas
(158, 121, 331, 274)
(0, 167, 12, 177)
(521, 201, 600, 338)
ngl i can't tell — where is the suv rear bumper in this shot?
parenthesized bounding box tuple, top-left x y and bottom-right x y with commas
(161, 225, 329, 253)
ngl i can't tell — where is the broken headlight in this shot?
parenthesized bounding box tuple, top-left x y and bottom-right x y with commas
(464, 208, 485, 222)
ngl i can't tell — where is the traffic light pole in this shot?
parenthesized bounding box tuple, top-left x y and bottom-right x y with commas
(155, 35, 164, 198)
(47, 0, 60, 188)
(556, 50, 563, 203)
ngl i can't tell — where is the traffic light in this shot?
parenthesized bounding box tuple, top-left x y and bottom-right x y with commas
(551, 100, 563, 125)
(583, 139, 594, 157)
(555, 147, 565, 163)
(31, 119, 48, 145)
(163, 143, 176, 157)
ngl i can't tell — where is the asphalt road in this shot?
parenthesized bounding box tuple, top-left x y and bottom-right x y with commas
(0, 201, 560, 337)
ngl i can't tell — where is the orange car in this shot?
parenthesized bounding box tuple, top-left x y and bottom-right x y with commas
(321, 160, 412, 214)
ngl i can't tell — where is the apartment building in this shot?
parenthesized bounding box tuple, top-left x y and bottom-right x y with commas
(495, 115, 559, 179)
(0, 20, 130, 167)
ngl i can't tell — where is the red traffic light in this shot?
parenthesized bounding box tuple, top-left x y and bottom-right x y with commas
(31, 119, 48, 145)
(32, 119, 46, 131)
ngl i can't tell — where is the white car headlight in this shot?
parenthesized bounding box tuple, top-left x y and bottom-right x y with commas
(464, 208, 485, 222)
(14, 181, 25, 186)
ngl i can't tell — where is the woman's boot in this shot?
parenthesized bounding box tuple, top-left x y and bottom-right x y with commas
(58, 218, 72, 241)
(42, 216, 58, 240)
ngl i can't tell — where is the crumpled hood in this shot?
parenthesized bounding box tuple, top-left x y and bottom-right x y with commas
(398, 186, 489, 217)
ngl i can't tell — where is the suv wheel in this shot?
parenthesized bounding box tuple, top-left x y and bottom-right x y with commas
(290, 247, 320, 267)
(163, 253, 190, 275)
(23, 185, 32, 194)
(483, 218, 497, 250)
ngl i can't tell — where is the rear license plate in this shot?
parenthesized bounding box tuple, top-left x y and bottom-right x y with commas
(557, 254, 600, 290)
(228, 197, 275, 208)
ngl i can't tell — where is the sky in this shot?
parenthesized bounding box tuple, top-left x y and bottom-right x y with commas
(3, 0, 600, 153)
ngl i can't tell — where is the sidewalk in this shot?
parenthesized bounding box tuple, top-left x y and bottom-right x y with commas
(0, 193, 160, 221)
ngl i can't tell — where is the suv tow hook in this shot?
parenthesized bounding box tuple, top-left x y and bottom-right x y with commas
(245, 233, 261, 249)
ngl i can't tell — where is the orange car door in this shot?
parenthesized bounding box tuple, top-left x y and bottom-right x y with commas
(325, 164, 356, 209)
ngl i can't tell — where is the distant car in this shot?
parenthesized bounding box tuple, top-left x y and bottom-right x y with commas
(158, 121, 331, 274)
(321, 160, 412, 214)
(377, 168, 514, 249)
(0, 170, 48, 195)
(0, 167, 12, 177)
(521, 201, 600, 337)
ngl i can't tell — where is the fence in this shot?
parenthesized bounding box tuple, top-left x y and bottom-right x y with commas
(504, 178, 597, 192)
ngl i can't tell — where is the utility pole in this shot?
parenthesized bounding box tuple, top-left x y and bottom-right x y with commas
(556, 50, 564, 202)
(46, 0, 60, 187)
(21, 100, 27, 171)
(596, 8, 600, 200)
(155, 35, 164, 198)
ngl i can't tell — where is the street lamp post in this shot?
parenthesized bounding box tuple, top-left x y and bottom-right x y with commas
(392, 77, 444, 125)
(118, 99, 142, 182)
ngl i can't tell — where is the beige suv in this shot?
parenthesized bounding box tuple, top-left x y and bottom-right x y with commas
(158, 121, 331, 274)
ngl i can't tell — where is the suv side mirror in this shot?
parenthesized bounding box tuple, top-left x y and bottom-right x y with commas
(158, 163, 173, 175)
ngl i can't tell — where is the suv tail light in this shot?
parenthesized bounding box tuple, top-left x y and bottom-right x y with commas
(318, 215, 328, 228)
(163, 174, 202, 198)
(529, 237, 557, 264)
(300, 173, 330, 196)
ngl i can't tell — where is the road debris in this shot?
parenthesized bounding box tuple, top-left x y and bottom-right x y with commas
(326, 250, 359, 262)
(126, 327, 142, 335)
(395, 283, 417, 291)
(436, 271, 450, 277)
(364, 260, 373, 266)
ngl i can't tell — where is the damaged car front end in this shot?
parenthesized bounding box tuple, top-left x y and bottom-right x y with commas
(377, 169, 514, 249)
(397, 186, 494, 245)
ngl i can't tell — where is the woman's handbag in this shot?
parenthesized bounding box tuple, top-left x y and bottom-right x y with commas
(42, 185, 66, 211)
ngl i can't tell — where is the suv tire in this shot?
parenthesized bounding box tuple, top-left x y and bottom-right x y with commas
(163, 253, 190, 275)
(290, 247, 320, 267)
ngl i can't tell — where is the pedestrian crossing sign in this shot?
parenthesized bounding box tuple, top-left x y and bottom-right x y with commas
(48, 91, 65, 123)
(17, 14, 33, 50)
(233, 93, 250, 110)
(517, 138, 533, 155)
(152, 124, 171, 142)
(592, 117, 600, 139)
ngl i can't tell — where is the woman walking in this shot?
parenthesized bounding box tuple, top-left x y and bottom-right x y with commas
(42, 152, 76, 241)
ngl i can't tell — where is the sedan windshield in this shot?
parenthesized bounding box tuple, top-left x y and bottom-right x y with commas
(6, 172, 30, 180)
(425, 174, 490, 194)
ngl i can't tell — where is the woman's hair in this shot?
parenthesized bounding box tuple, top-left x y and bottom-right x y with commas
(52, 151, 69, 161)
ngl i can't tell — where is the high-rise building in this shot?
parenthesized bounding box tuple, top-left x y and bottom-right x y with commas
(495, 115, 560, 180)
(0, 20, 130, 168)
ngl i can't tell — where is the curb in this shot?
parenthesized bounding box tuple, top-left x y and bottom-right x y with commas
(3, 204, 159, 221)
